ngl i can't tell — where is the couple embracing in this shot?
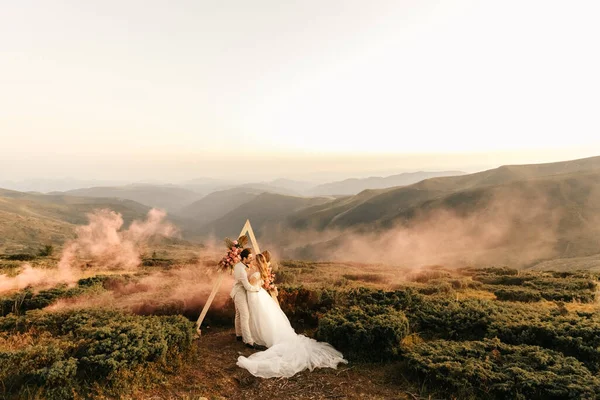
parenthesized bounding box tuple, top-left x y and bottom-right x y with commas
(230, 247, 347, 378)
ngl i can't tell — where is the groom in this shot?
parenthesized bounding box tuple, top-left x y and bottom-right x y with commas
(230, 248, 260, 348)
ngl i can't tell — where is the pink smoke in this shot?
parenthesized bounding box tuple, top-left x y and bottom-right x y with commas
(46, 262, 234, 317)
(58, 208, 177, 271)
(0, 208, 177, 294)
(273, 187, 565, 269)
(0, 263, 77, 293)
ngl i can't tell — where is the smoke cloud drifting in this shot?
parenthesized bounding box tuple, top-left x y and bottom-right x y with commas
(46, 263, 234, 317)
(0, 208, 177, 294)
(280, 187, 566, 269)
(60, 208, 177, 271)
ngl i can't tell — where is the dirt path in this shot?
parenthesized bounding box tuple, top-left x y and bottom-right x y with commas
(139, 327, 412, 400)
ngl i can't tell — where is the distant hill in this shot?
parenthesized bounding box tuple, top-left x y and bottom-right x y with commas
(280, 156, 600, 267)
(269, 179, 316, 194)
(310, 171, 466, 196)
(0, 188, 153, 253)
(286, 189, 385, 231)
(200, 192, 332, 238)
(410, 155, 600, 192)
(290, 156, 600, 231)
(179, 180, 303, 198)
(61, 184, 203, 213)
(235, 183, 301, 196)
(179, 187, 263, 226)
(0, 179, 128, 193)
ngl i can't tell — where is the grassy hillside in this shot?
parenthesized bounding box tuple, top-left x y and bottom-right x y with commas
(0, 188, 153, 253)
(286, 189, 384, 230)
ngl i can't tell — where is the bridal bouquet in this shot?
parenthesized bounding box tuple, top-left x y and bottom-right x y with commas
(217, 235, 249, 272)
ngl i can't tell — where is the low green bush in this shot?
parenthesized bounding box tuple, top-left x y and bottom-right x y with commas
(0, 309, 195, 399)
(494, 287, 543, 302)
(404, 338, 600, 400)
(316, 305, 409, 361)
(0, 285, 87, 317)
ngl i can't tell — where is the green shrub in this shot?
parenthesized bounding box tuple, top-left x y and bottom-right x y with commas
(417, 281, 455, 296)
(411, 298, 498, 340)
(0, 285, 87, 317)
(38, 245, 55, 257)
(5, 253, 36, 261)
(278, 286, 339, 328)
(449, 278, 482, 290)
(77, 275, 113, 288)
(316, 305, 409, 361)
(343, 273, 387, 284)
(279, 260, 316, 269)
(490, 313, 600, 373)
(141, 258, 174, 267)
(0, 309, 195, 399)
(404, 339, 600, 400)
(494, 287, 543, 302)
(0, 334, 78, 399)
(345, 287, 421, 310)
(275, 268, 298, 284)
(474, 269, 597, 303)
(538, 288, 595, 303)
(409, 270, 451, 283)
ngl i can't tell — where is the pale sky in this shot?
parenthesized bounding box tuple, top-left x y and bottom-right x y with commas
(1, 0, 599, 182)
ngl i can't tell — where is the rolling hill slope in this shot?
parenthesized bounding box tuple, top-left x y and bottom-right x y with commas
(0, 188, 154, 253)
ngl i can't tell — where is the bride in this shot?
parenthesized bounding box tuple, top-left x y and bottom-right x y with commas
(236, 251, 348, 378)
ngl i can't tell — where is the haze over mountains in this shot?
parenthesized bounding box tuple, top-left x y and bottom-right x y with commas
(0, 170, 462, 250)
(309, 171, 466, 196)
(2, 157, 600, 270)
(62, 185, 204, 213)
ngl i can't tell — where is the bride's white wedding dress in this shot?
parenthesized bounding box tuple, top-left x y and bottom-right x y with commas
(236, 272, 348, 378)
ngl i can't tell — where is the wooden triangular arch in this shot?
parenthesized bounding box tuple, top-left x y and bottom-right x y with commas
(196, 219, 260, 335)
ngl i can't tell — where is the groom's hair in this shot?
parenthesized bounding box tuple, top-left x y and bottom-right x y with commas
(240, 248, 253, 260)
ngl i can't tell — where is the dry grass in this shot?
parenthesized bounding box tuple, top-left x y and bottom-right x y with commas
(0, 330, 42, 351)
(455, 289, 497, 301)
(277, 260, 434, 290)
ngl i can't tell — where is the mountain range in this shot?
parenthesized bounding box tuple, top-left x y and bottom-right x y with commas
(3, 157, 600, 270)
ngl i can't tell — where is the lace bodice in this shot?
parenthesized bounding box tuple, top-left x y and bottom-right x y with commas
(249, 271, 263, 287)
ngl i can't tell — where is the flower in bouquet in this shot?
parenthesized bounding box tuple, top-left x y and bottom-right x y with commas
(218, 235, 249, 272)
(262, 267, 277, 291)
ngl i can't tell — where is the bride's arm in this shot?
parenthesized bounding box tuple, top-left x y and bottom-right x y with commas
(248, 273, 259, 287)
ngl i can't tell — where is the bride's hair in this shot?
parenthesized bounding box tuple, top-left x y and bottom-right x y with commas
(256, 253, 270, 282)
